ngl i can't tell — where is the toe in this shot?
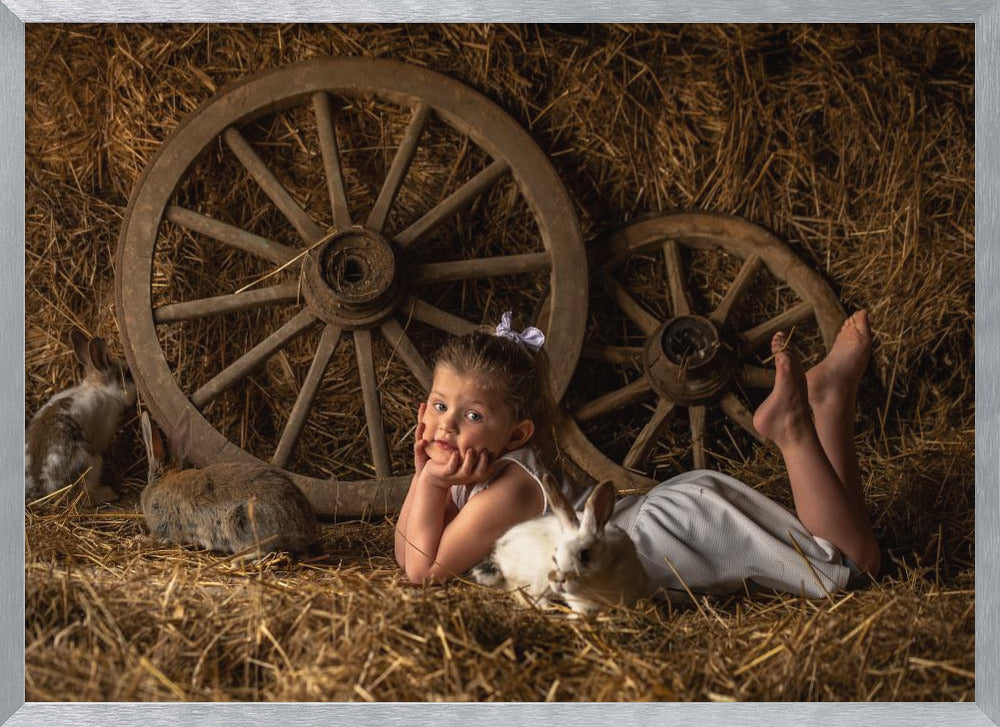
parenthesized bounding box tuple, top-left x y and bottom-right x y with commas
(773, 349, 791, 376)
(857, 310, 871, 336)
(846, 312, 870, 344)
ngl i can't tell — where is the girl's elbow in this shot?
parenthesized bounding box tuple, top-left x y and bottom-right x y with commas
(405, 562, 433, 584)
(405, 563, 449, 585)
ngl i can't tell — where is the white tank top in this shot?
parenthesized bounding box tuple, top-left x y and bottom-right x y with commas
(449, 446, 580, 516)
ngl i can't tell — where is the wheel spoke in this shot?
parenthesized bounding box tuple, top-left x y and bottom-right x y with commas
(580, 344, 644, 365)
(574, 376, 653, 422)
(718, 390, 765, 443)
(190, 309, 319, 409)
(153, 283, 301, 324)
(412, 251, 551, 285)
(600, 275, 662, 336)
(379, 316, 433, 392)
(622, 398, 675, 471)
(737, 364, 776, 390)
(662, 239, 691, 317)
(311, 91, 352, 229)
(394, 158, 510, 249)
(222, 126, 326, 244)
(709, 253, 762, 326)
(354, 328, 392, 478)
(403, 296, 478, 336)
(165, 205, 299, 265)
(367, 102, 431, 232)
(740, 301, 814, 351)
(271, 323, 342, 468)
(689, 405, 707, 469)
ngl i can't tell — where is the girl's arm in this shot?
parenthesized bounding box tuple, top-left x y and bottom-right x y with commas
(394, 471, 458, 569)
(402, 460, 543, 584)
(397, 403, 464, 570)
(394, 473, 417, 569)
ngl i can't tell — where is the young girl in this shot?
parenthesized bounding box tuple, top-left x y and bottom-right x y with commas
(396, 309, 880, 599)
(394, 312, 563, 584)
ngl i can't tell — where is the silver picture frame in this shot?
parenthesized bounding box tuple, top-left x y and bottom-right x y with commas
(2, 3, 995, 725)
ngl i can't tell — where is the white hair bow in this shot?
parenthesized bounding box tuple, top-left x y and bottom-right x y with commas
(495, 311, 545, 352)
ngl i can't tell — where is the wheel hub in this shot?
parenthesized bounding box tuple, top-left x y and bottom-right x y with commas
(643, 314, 738, 405)
(302, 228, 404, 328)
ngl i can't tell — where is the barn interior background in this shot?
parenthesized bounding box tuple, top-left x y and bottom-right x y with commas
(25, 24, 973, 701)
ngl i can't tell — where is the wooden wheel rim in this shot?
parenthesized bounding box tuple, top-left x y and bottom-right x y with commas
(553, 211, 846, 492)
(116, 58, 587, 517)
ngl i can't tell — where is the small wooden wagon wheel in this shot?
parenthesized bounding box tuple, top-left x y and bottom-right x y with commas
(552, 212, 845, 492)
(116, 59, 586, 518)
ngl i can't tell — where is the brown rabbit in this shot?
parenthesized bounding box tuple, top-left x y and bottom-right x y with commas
(25, 330, 137, 505)
(139, 411, 319, 557)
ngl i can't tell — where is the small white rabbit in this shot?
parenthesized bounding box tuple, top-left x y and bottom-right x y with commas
(472, 474, 648, 616)
(471, 497, 563, 609)
(546, 477, 649, 616)
(25, 330, 137, 505)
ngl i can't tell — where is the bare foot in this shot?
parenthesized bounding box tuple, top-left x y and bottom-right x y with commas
(752, 331, 814, 447)
(805, 310, 872, 410)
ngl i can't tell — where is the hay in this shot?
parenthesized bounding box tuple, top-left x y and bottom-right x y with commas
(25, 24, 974, 701)
(25, 492, 974, 702)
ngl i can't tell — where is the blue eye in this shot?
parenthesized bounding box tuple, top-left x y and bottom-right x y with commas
(433, 402, 447, 413)
(466, 411, 483, 422)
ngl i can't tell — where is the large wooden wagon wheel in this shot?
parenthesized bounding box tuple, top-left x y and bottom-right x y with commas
(553, 212, 845, 493)
(116, 59, 586, 518)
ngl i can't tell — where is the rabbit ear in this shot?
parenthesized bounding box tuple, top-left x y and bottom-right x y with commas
(580, 480, 616, 536)
(140, 411, 166, 469)
(540, 473, 578, 532)
(88, 338, 110, 372)
(166, 411, 192, 464)
(70, 329, 91, 367)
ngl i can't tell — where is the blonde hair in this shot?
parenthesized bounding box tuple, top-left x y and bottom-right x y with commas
(433, 327, 557, 466)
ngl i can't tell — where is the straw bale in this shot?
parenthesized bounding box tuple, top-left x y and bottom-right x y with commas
(25, 24, 973, 701)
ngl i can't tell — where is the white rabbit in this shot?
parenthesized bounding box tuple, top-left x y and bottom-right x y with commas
(471, 504, 563, 608)
(25, 330, 137, 505)
(546, 477, 648, 616)
(472, 474, 648, 616)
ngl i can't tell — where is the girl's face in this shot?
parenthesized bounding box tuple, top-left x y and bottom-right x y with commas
(421, 364, 534, 465)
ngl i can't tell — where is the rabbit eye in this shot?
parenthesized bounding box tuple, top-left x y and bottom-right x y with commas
(579, 548, 591, 565)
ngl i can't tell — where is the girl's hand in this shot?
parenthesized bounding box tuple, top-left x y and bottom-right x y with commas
(413, 403, 430, 476)
(421, 447, 495, 490)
